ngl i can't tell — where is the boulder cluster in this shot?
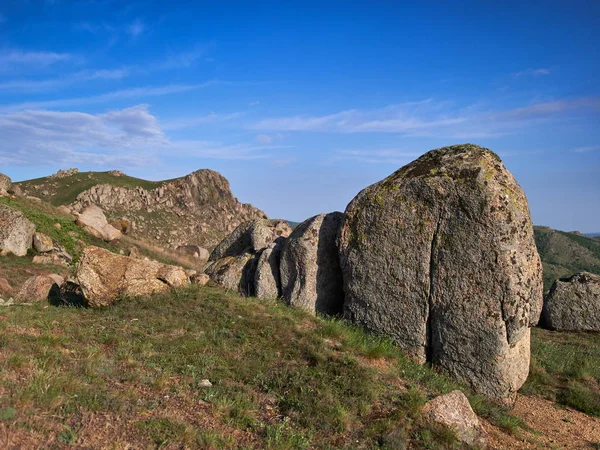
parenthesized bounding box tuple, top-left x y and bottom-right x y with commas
(204, 144, 544, 405)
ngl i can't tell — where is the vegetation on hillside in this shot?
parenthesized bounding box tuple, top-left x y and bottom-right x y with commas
(15, 171, 177, 206)
(533, 226, 600, 290)
(0, 285, 525, 449)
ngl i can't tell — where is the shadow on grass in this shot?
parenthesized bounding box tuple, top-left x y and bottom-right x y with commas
(48, 282, 88, 308)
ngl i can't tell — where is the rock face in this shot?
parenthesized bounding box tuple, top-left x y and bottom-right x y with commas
(16, 275, 58, 302)
(51, 168, 79, 178)
(0, 173, 11, 195)
(542, 272, 600, 331)
(77, 246, 190, 307)
(69, 170, 268, 248)
(205, 219, 292, 296)
(280, 213, 345, 315)
(33, 232, 54, 253)
(338, 144, 543, 404)
(76, 204, 122, 241)
(254, 238, 286, 299)
(422, 390, 486, 447)
(0, 204, 36, 256)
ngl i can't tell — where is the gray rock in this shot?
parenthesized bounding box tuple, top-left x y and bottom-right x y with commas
(204, 252, 260, 296)
(254, 237, 286, 299)
(33, 232, 54, 253)
(76, 204, 122, 241)
(280, 212, 345, 315)
(208, 219, 292, 261)
(16, 275, 57, 302)
(338, 144, 543, 404)
(542, 272, 600, 331)
(176, 244, 209, 260)
(0, 173, 11, 195)
(0, 204, 36, 256)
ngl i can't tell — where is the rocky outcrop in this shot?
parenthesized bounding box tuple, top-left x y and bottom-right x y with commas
(0, 204, 36, 256)
(77, 246, 189, 307)
(33, 232, 54, 253)
(0, 173, 11, 195)
(70, 170, 268, 248)
(16, 275, 58, 302)
(541, 272, 600, 331)
(76, 204, 122, 241)
(338, 144, 543, 404)
(205, 219, 292, 296)
(51, 168, 79, 178)
(209, 219, 291, 261)
(254, 238, 285, 299)
(280, 213, 345, 315)
(422, 391, 486, 447)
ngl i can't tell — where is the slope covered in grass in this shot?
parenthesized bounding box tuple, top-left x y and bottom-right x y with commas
(533, 226, 600, 290)
(15, 171, 177, 206)
(0, 285, 524, 449)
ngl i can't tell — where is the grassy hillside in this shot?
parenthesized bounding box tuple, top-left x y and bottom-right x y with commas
(0, 285, 526, 449)
(15, 171, 178, 206)
(533, 226, 600, 290)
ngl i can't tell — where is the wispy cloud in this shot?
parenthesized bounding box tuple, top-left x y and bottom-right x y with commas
(0, 104, 166, 167)
(250, 97, 600, 138)
(0, 49, 71, 69)
(573, 145, 600, 153)
(511, 68, 550, 78)
(330, 149, 424, 165)
(127, 18, 145, 38)
(162, 112, 243, 131)
(0, 81, 218, 112)
(0, 68, 129, 92)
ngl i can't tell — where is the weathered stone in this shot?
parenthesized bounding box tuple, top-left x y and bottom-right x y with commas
(32, 253, 71, 266)
(76, 204, 122, 241)
(177, 245, 209, 260)
(254, 237, 286, 299)
(16, 275, 57, 302)
(0, 173, 11, 195)
(0, 277, 12, 295)
(0, 204, 36, 256)
(76, 246, 189, 307)
(127, 246, 141, 258)
(422, 390, 486, 447)
(33, 232, 54, 253)
(191, 273, 210, 286)
(280, 213, 344, 314)
(209, 219, 292, 261)
(204, 252, 259, 296)
(542, 272, 600, 331)
(110, 218, 131, 234)
(338, 144, 543, 404)
(51, 168, 79, 178)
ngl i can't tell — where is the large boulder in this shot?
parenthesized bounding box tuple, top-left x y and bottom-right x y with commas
(204, 253, 260, 296)
(16, 275, 58, 302)
(280, 213, 345, 315)
(0, 173, 11, 195)
(0, 204, 36, 256)
(422, 390, 486, 447)
(541, 272, 600, 331)
(254, 237, 286, 299)
(77, 246, 189, 307)
(338, 144, 543, 404)
(76, 204, 122, 242)
(208, 219, 292, 261)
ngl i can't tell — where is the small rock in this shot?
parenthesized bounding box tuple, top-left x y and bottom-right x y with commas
(422, 390, 486, 446)
(33, 232, 54, 253)
(32, 254, 69, 267)
(0, 277, 12, 295)
(16, 275, 57, 302)
(198, 379, 212, 387)
(54, 223, 62, 229)
(191, 273, 210, 286)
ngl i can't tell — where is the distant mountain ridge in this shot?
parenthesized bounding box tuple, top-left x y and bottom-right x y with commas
(534, 226, 600, 290)
(15, 169, 267, 249)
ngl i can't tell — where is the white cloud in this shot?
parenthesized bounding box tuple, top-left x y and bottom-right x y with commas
(255, 134, 273, 144)
(0, 104, 166, 166)
(162, 112, 243, 131)
(0, 49, 71, 69)
(511, 68, 550, 78)
(127, 18, 145, 38)
(330, 149, 424, 165)
(573, 145, 600, 153)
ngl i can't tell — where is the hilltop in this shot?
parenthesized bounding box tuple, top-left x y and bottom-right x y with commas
(533, 226, 600, 290)
(15, 169, 267, 249)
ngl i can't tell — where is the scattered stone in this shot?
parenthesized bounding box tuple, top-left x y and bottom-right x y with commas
(422, 390, 486, 447)
(0, 298, 14, 306)
(0, 204, 36, 256)
(76, 246, 190, 307)
(280, 213, 345, 314)
(191, 273, 210, 286)
(254, 238, 286, 299)
(0, 277, 12, 295)
(16, 275, 57, 302)
(198, 379, 212, 388)
(107, 170, 126, 177)
(76, 204, 122, 241)
(338, 144, 543, 404)
(541, 272, 600, 331)
(54, 223, 62, 229)
(33, 232, 54, 253)
(32, 254, 70, 267)
(51, 168, 79, 178)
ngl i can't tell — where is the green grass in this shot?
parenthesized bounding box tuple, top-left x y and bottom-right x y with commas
(16, 171, 176, 206)
(522, 328, 600, 416)
(0, 285, 520, 448)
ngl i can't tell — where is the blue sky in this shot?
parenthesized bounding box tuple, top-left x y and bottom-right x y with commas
(0, 1, 598, 231)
